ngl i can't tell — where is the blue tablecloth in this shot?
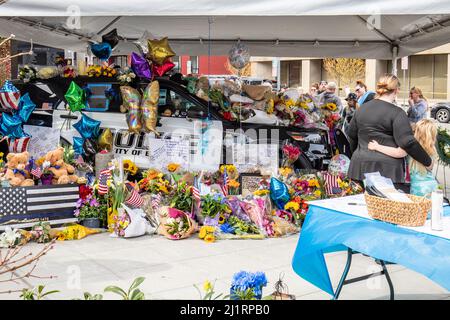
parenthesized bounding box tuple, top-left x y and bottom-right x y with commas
(291, 203, 450, 296)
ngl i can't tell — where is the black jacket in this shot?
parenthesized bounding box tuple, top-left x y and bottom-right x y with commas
(347, 99, 432, 183)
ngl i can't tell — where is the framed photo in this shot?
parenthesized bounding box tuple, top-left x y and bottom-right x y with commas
(239, 173, 263, 197)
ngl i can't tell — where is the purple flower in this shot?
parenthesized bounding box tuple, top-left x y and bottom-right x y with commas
(90, 198, 99, 207)
(74, 209, 80, 217)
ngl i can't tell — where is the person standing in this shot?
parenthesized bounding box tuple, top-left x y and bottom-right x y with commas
(342, 92, 358, 136)
(347, 74, 431, 193)
(309, 82, 319, 97)
(317, 80, 327, 95)
(407, 86, 428, 123)
(355, 80, 375, 106)
(317, 81, 343, 114)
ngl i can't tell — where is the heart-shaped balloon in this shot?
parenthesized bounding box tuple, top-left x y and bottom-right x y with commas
(147, 37, 175, 65)
(152, 60, 175, 77)
(18, 93, 36, 123)
(0, 80, 20, 111)
(131, 52, 152, 79)
(65, 81, 86, 112)
(73, 113, 101, 140)
(270, 177, 290, 210)
(101, 28, 120, 49)
(90, 42, 112, 61)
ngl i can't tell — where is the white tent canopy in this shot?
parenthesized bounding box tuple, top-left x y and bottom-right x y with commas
(0, 0, 449, 59)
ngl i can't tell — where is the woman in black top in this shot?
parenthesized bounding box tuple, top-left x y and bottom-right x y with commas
(347, 74, 431, 193)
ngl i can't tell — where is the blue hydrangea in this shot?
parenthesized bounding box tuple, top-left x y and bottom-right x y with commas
(220, 223, 235, 234)
(231, 271, 267, 293)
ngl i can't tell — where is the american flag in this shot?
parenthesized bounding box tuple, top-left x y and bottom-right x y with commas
(98, 169, 111, 195)
(192, 176, 201, 211)
(151, 193, 162, 211)
(124, 182, 143, 208)
(0, 81, 20, 110)
(221, 167, 229, 197)
(30, 163, 42, 179)
(323, 172, 341, 195)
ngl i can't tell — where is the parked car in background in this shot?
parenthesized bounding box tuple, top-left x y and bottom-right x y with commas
(431, 102, 450, 123)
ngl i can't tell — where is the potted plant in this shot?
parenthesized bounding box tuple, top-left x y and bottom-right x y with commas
(74, 193, 107, 229)
(40, 161, 53, 185)
(200, 193, 231, 225)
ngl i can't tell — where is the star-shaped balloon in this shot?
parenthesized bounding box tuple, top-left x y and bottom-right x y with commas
(65, 81, 86, 112)
(134, 30, 153, 54)
(0, 113, 26, 139)
(73, 113, 101, 140)
(18, 93, 37, 123)
(270, 177, 290, 210)
(0, 80, 20, 111)
(147, 37, 175, 65)
(73, 137, 84, 155)
(101, 28, 120, 49)
(131, 52, 152, 79)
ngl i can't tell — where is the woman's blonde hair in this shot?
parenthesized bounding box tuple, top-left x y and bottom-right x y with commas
(375, 73, 400, 98)
(409, 119, 437, 175)
(410, 86, 427, 101)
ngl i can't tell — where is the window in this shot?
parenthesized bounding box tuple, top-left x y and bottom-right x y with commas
(158, 89, 199, 118)
(189, 56, 199, 74)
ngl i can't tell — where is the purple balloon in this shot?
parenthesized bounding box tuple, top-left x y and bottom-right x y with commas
(131, 52, 152, 79)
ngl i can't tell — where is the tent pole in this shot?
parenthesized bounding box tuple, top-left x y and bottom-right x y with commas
(391, 46, 398, 76)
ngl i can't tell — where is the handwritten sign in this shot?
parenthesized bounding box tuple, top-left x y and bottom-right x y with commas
(23, 125, 60, 159)
(148, 137, 190, 169)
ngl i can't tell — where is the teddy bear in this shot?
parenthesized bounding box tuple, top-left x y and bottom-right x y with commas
(3, 151, 34, 187)
(44, 147, 79, 184)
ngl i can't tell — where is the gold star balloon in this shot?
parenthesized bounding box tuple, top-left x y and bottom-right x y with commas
(147, 37, 176, 65)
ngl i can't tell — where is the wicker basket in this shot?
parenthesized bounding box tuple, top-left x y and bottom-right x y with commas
(364, 192, 431, 227)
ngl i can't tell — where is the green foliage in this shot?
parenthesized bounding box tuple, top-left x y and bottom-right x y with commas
(104, 277, 146, 300)
(170, 182, 193, 212)
(228, 216, 260, 235)
(194, 280, 230, 300)
(200, 194, 230, 218)
(230, 287, 256, 300)
(20, 285, 59, 300)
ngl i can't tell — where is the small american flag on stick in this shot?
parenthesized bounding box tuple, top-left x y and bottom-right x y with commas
(192, 176, 201, 211)
(151, 193, 162, 211)
(125, 183, 143, 208)
(220, 167, 229, 197)
(98, 169, 112, 195)
(30, 163, 42, 179)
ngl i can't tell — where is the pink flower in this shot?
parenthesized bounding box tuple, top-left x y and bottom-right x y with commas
(168, 208, 185, 219)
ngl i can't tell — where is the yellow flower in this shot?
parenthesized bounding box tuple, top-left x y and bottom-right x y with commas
(0, 152, 4, 157)
(218, 214, 226, 224)
(279, 167, 293, 177)
(199, 227, 207, 239)
(123, 159, 138, 175)
(203, 280, 212, 292)
(284, 201, 300, 212)
(266, 99, 274, 114)
(159, 184, 169, 194)
(167, 163, 180, 172)
(308, 179, 320, 188)
(228, 179, 240, 188)
(205, 226, 216, 233)
(204, 234, 215, 243)
(314, 190, 322, 197)
(253, 189, 270, 196)
(323, 103, 337, 111)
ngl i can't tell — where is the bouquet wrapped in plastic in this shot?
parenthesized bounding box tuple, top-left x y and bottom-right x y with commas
(157, 206, 197, 240)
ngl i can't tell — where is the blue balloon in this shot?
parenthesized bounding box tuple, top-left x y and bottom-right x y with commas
(73, 113, 101, 140)
(18, 93, 36, 123)
(90, 42, 112, 61)
(0, 113, 26, 139)
(73, 137, 84, 155)
(270, 177, 290, 210)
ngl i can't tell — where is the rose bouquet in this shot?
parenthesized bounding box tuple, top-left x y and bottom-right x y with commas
(281, 142, 301, 168)
(158, 207, 197, 240)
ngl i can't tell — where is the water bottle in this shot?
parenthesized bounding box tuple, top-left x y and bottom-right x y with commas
(431, 190, 443, 231)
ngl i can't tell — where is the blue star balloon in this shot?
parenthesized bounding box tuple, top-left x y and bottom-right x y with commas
(270, 177, 290, 210)
(73, 113, 101, 140)
(73, 137, 84, 155)
(90, 42, 112, 61)
(18, 93, 36, 123)
(0, 113, 26, 139)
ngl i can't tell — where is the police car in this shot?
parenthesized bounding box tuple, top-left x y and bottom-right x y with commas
(16, 76, 335, 171)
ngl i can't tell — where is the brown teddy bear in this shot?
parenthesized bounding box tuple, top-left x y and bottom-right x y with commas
(3, 151, 34, 187)
(44, 147, 79, 184)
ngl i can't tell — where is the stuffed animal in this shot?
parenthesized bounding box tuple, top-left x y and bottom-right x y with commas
(3, 151, 34, 187)
(44, 147, 79, 184)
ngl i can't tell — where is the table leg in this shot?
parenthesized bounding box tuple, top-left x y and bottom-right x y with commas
(332, 248, 353, 300)
(379, 260, 395, 300)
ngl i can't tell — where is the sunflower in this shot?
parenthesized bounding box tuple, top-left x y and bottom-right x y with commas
(167, 163, 180, 172)
(204, 234, 215, 243)
(253, 189, 270, 196)
(322, 102, 337, 111)
(199, 227, 207, 239)
(123, 159, 138, 175)
(218, 214, 226, 224)
(284, 201, 300, 212)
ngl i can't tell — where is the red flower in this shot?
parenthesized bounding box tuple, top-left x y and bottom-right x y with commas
(79, 184, 93, 200)
(222, 112, 233, 121)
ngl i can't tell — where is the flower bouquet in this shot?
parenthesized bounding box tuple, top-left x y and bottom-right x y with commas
(117, 67, 136, 85)
(200, 193, 231, 226)
(157, 207, 197, 240)
(230, 271, 268, 300)
(281, 141, 301, 168)
(284, 196, 309, 227)
(87, 64, 117, 78)
(139, 168, 171, 195)
(18, 65, 37, 82)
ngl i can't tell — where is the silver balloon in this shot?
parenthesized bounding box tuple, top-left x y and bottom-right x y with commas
(228, 42, 250, 70)
(134, 30, 153, 54)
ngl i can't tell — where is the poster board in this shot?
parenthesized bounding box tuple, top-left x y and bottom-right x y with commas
(232, 143, 279, 175)
(148, 137, 190, 170)
(23, 125, 60, 159)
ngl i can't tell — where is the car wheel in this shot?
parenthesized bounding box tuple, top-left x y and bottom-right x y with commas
(436, 108, 450, 123)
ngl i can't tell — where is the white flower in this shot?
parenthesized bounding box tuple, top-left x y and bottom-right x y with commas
(126, 77, 131, 82)
(0, 227, 21, 248)
(43, 161, 51, 169)
(166, 217, 175, 225)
